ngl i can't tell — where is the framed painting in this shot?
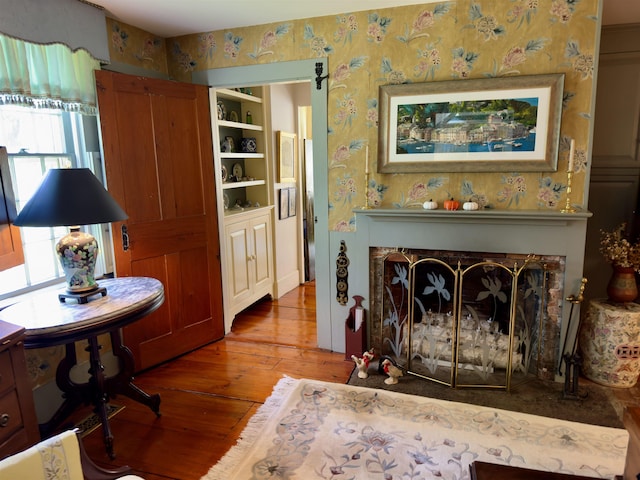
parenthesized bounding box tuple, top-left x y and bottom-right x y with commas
(378, 74, 565, 173)
(277, 131, 297, 182)
(279, 188, 289, 220)
(288, 187, 297, 217)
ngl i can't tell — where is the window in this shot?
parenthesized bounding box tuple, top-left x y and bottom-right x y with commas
(0, 105, 114, 299)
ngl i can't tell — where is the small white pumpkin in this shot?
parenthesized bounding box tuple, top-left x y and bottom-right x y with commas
(423, 199, 438, 210)
(463, 200, 479, 211)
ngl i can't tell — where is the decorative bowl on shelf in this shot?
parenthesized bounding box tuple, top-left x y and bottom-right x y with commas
(241, 137, 257, 153)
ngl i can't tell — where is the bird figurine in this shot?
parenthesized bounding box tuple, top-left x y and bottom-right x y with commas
(351, 349, 375, 379)
(382, 358, 404, 385)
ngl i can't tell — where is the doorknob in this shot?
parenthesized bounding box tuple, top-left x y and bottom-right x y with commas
(121, 225, 130, 251)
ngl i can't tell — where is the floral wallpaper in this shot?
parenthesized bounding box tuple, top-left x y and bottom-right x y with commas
(106, 0, 600, 233)
(106, 18, 168, 74)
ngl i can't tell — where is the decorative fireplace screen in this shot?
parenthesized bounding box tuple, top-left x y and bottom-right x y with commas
(378, 250, 551, 390)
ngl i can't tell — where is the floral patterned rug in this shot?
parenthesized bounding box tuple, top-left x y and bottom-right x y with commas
(202, 376, 628, 480)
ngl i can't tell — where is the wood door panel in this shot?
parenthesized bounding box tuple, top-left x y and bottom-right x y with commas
(96, 70, 223, 371)
(0, 147, 24, 271)
(176, 246, 215, 330)
(127, 217, 207, 261)
(113, 92, 162, 223)
(130, 256, 173, 341)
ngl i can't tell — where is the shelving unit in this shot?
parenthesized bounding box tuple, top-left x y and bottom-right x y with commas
(210, 86, 275, 330)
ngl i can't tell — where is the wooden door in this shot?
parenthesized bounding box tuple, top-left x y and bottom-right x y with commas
(95, 70, 223, 371)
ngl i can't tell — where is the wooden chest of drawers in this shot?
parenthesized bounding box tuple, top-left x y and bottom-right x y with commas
(0, 320, 39, 459)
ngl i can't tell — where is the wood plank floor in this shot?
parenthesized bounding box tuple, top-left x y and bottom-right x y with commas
(80, 281, 354, 480)
(77, 281, 639, 479)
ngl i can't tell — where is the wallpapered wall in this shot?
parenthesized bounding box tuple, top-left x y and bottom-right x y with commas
(106, 0, 601, 233)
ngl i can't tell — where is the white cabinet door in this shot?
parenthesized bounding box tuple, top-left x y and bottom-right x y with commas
(224, 211, 274, 318)
(250, 214, 272, 294)
(226, 222, 252, 305)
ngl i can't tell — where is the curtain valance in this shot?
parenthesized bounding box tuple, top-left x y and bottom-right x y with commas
(0, 34, 100, 114)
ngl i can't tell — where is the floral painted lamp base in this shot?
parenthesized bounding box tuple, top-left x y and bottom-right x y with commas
(579, 299, 640, 388)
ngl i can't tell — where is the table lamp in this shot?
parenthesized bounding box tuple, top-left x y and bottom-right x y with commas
(13, 168, 127, 302)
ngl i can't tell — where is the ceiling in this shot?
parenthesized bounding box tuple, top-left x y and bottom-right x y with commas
(89, 0, 640, 38)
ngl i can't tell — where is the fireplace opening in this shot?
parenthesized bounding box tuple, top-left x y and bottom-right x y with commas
(370, 247, 565, 389)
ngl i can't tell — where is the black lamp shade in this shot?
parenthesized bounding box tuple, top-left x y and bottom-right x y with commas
(13, 168, 128, 227)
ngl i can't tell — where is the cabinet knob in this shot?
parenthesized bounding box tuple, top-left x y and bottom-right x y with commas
(0, 413, 9, 427)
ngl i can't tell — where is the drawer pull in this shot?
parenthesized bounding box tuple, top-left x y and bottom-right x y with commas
(0, 413, 9, 427)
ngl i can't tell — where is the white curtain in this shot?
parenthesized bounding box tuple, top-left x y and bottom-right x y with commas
(0, 34, 100, 113)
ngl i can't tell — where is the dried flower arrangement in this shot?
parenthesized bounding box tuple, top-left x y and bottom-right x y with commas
(600, 223, 640, 271)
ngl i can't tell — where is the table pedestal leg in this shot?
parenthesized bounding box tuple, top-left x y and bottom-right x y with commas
(86, 336, 115, 458)
(108, 329, 161, 416)
(40, 332, 161, 459)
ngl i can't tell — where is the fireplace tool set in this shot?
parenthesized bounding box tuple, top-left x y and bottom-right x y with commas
(559, 277, 588, 399)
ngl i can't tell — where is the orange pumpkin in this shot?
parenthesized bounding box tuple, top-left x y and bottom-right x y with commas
(444, 198, 460, 211)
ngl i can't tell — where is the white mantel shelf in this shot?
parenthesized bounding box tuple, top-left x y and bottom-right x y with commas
(353, 207, 592, 224)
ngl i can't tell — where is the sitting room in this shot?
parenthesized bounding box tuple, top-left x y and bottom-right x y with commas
(1, 0, 640, 479)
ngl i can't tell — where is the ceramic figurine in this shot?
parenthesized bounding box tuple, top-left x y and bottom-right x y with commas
(351, 349, 375, 379)
(382, 358, 404, 385)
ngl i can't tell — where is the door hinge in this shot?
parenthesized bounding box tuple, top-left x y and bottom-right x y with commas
(315, 62, 329, 90)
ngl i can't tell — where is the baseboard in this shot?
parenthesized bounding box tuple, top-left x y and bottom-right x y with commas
(275, 270, 301, 298)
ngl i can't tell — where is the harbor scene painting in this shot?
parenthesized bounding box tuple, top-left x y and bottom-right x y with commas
(396, 98, 537, 155)
(378, 75, 564, 172)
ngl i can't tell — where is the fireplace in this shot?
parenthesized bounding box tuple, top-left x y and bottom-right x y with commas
(352, 208, 591, 383)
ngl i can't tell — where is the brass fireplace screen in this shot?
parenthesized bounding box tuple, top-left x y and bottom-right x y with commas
(377, 250, 555, 391)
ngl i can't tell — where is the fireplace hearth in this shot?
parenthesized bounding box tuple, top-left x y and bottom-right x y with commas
(371, 247, 563, 388)
(351, 208, 591, 383)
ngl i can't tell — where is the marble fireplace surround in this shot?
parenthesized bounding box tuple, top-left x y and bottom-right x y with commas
(352, 208, 592, 383)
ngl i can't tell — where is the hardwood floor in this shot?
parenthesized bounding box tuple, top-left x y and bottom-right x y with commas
(75, 281, 639, 479)
(80, 281, 354, 480)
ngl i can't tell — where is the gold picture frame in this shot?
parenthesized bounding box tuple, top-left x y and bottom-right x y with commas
(277, 131, 297, 182)
(378, 74, 565, 173)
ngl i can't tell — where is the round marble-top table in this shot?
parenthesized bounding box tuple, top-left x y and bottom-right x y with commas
(0, 276, 165, 458)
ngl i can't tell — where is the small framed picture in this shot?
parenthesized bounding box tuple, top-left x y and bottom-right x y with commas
(288, 187, 296, 217)
(279, 188, 289, 220)
(277, 131, 297, 182)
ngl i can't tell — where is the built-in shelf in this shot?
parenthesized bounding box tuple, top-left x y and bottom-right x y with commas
(218, 119, 263, 131)
(220, 152, 264, 159)
(211, 85, 274, 330)
(216, 88, 263, 104)
(223, 205, 273, 217)
(222, 179, 265, 189)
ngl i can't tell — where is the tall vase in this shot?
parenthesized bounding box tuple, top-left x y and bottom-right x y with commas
(607, 265, 638, 303)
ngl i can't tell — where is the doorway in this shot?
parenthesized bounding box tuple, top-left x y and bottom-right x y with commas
(192, 59, 332, 349)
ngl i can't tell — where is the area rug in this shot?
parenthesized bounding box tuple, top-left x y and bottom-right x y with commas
(202, 376, 628, 480)
(348, 364, 624, 429)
